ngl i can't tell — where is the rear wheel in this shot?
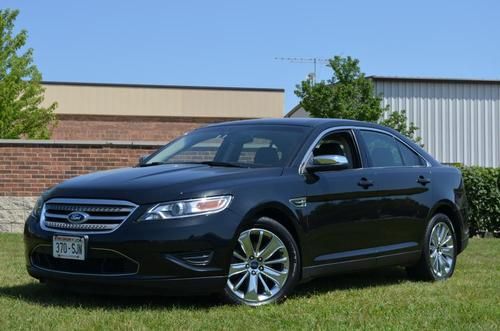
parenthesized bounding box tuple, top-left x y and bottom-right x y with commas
(407, 213, 457, 281)
(223, 217, 300, 306)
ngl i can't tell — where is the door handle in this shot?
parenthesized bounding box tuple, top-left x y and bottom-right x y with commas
(358, 177, 374, 189)
(417, 175, 431, 185)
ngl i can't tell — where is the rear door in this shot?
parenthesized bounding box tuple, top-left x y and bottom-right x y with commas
(355, 129, 433, 254)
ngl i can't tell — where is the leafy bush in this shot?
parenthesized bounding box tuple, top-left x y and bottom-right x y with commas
(456, 166, 500, 235)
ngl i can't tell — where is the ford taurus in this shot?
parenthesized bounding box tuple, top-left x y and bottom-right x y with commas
(24, 118, 469, 306)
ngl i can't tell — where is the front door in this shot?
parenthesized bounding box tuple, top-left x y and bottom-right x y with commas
(302, 130, 382, 267)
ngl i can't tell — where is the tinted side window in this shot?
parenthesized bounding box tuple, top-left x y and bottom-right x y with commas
(359, 130, 403, 167)
(397, 141, 424, 166)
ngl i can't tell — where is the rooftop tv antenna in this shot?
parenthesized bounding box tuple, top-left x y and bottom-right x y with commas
(274, 57, 330, 84)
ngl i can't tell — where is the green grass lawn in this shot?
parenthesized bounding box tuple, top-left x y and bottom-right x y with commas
(0, 233, 498, 331)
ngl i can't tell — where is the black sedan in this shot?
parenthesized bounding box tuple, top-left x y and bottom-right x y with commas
(24, 118, 469, 306)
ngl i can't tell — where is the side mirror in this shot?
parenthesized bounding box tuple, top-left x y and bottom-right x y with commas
(138, 155, 149, 166)
(306, 155, 349, 173)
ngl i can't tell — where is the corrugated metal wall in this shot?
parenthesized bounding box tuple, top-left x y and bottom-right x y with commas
(375, 80, 500, 167)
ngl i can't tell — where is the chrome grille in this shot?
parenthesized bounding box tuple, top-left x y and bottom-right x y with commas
(41, 198, 138, 234)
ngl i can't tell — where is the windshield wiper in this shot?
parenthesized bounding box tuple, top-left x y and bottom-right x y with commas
(191, 161, 245, 168)
(140, 161, 246, 168)
(139, 161, 168, 167)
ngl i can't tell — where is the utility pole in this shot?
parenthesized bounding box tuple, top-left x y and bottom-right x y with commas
(274, 57, 329, 84)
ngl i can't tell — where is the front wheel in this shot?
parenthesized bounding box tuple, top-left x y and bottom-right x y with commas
(223, 217, 300, 306)
(407, 213, 457, 281)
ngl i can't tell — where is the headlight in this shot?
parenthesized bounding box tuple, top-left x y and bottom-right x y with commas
(31, 197, 44, 218)
(138, 195, 233, 221)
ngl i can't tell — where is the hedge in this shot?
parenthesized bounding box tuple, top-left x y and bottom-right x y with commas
(455, 165, 500, 235)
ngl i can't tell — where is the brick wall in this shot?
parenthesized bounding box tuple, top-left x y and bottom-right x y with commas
(0, 140, 162, 197)
(0, 140, 163, 232)
(52, 115, 244, 141)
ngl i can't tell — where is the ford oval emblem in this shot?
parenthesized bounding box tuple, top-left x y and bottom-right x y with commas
(67, 211, 89, 224)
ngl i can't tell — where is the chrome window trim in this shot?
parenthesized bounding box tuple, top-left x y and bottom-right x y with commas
(30, 244, 140, 276)
(40, 198, 138, 235)
(299, 126, 431, 174)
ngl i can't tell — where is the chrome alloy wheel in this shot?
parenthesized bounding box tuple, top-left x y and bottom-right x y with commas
(429, 222, 455, 277)
(227, 228, 290, 303)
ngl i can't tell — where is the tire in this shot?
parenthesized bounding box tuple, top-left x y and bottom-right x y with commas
(406, 213, 457, 281)
(222, 217, 301, 306)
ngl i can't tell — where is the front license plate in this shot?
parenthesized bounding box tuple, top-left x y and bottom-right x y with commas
(53, 236, 85, 260)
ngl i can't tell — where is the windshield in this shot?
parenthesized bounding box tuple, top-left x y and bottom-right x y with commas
(145, 125, 310, 168)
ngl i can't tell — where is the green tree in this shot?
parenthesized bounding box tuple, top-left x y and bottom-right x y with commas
(295, 55, 420, 142)
(0, 9, 57, 139)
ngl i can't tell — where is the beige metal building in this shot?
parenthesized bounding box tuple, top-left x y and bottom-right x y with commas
(286, 76, 500, 167)
(42, 81, 284, 141)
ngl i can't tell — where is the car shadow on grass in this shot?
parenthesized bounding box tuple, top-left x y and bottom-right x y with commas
(292, 266, 410, 298)
(0, 281, 220, 310)
(0, 267, 410, 309)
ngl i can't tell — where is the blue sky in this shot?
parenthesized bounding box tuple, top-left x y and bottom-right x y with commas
(3, 0, 500, 112)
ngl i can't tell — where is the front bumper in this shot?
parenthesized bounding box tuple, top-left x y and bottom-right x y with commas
(27, 266, 227, 295)
(24, 207, 242, 294)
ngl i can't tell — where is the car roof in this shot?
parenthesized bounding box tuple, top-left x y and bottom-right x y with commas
(206, 117, 387, 130)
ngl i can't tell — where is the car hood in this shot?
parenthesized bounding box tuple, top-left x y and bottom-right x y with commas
(46, 164, 283, 205)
